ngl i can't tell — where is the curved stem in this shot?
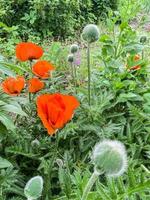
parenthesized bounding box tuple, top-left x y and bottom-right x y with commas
(87, 43, 91, 105)
(81, 171, 99, 200)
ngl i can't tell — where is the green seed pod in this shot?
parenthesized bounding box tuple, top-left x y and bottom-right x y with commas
(67, 54, 74, 63)
(24, 176, 43, 199)
(140, 36, 147, 44)
(70, 44, 79, 54)
(82, 24, 100, 43)
(92, 140, 127, 177)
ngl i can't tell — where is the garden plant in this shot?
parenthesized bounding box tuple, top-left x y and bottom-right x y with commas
(0, 0, 150, 200)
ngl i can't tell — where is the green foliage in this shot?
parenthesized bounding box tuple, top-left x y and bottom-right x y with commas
(92, 0, 118, 20)
(0, 0, 117, 40)
(0, 91, 27, 132)
(0, 1, 150, 199)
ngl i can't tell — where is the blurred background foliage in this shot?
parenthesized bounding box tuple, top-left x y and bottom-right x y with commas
(0, 0, 117, 40)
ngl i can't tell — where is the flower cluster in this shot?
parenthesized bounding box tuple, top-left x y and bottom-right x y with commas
(1, 42, 55, 95)
(1, 42, 80, 135)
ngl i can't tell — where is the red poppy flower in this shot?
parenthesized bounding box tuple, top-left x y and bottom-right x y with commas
(28, 77, 44, 93)
(1, 76, 25, 96)
(32, 60, 55, 79)
(16, 42, 43, 62)
(134, 55, 140, 61)
(36, 93, 80, 135)
(130, 55, 141, 70)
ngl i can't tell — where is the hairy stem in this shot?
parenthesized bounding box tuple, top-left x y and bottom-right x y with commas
(71, 63, 77, 93)
(81, 171, 99, 200)
(87, 43, 91, 105)
(44, 134, 59, 199)
(73, 64, 77, 94)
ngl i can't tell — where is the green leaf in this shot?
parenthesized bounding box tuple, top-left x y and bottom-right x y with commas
(0, 157, 13, 169)
(143, 93, 150, 103)
(2, 103, 27, 116)
(118, 93, 143, 102)
(0, 64, 16, 76)
(0, 112, 15, 131)
(0, 61, 28, 74)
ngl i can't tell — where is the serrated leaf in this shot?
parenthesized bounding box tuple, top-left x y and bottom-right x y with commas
(0, 157, 13, 169)
(118, 92, 143, 102)
(2, 104, 27, 116)
(0, 112, 15, 131)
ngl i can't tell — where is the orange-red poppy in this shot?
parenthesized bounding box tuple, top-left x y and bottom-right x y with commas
(1, 76, 25, 96)
(28, 77, 44, 93)
(130, 54, 141, 70)
(32, 60, 55, 79)
(36, 93, 80, 135)
(16, 42, 43, 62)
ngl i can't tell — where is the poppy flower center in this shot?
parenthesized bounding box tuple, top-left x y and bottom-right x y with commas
(46, 95, 66, 128)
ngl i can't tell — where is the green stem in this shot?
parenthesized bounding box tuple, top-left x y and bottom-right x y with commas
(70, 63, 74, 78)
(142, 50, 144, 59)
(87, 43, 91, 106)
(141, 164, 150, 174)
(44, 134, 59, 199)
(73, 64, 77, 94)
(114, 30, 123, 59)
(71, 63, 77, 93)
(81, 171, 99, 200)
(0, 188, 3, 200)
(28, 92, 32, 103)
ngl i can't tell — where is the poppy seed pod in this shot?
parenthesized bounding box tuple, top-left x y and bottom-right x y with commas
(92, 140, 127, 177)
(82, 24, 100, 43)
(140, 36, 147, 44)
(67, 54, 74, 63)
(70, 44, 79, 54)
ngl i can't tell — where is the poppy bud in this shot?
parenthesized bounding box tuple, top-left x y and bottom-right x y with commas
(67, 54, 74, 63)
(140, 36, 147, 44)
(24, 176, 43, 199)
(56, 159, 64, 167)
(92, 140, 127, 177)
(70, 44, 79, 54)
(82, 24, 100, 43)
(31, 139, 40, 147)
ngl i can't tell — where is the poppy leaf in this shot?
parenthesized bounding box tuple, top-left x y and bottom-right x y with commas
(0, 64, 16, 76)
(0, 112, 15, 131)
(0, 157, 13, 169)
(2, 104, 27, 116)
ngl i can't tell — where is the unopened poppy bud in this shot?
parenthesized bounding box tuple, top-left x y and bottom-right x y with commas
(82, 24, 100, 43)
(140, 36, 147, 44)
(56, 159, 64, 168)
(67, 54, 74, 63)
(70, 44, 79, 54)
(92, 140, 127, 177)
(24, 176, 43, 199)
(31, 139, 40, 147)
